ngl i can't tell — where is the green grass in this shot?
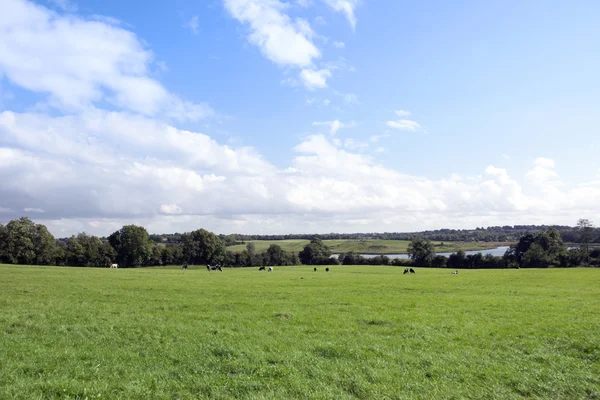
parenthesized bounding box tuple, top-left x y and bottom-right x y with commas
(1, 264, 599, 399)
(226, 239, 511, 254)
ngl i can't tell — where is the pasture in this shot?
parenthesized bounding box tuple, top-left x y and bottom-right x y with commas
(1, 265, 599, 399)
(226, 239, 509, 254)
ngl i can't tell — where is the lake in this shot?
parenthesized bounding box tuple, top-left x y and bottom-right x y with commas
(332, 246, 511, 260)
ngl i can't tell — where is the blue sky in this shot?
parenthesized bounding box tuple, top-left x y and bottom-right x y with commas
(1, 0, 599, 236)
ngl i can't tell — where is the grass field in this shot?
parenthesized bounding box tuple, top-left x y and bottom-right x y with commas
(226, 239, 511, 254)
(1, 264, 599, 399)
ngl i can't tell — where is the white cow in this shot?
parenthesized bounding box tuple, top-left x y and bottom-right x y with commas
(268, 267, 273, 272)
(110, 263, 118, 269)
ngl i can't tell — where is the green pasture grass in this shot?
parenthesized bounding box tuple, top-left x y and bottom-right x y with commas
(1, 264, 599, 399)
(226, 239, 511, 254)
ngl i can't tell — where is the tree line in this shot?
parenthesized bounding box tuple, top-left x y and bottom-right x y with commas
(1, 217, 597, 269)
(146, 224, 600, 245)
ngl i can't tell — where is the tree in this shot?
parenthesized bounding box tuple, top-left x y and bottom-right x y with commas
(66, 235, 85, 266)
(448, 250, 466, 269)
(2, 217, 57, 265)
(32, 223, 57, 265)
(407, 238, 436, 267)
(265, 244, 286, 266)
(181, 229, 226, 265)
(576, 219, 594, 263)
(108, 225, 153, 267)
(298, 238, 331, 265)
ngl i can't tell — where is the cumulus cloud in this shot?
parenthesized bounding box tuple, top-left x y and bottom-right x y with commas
(0, 0, 212, 121)
(2, 118, 599, 235)
(333, 41, 345, 48)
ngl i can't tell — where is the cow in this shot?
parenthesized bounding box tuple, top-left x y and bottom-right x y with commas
(206, 265, 211, 271)
(268, 267, 273, 272)
(259, 266, 265, 271)
(314, 268, 317, 272)
(409, 268, 416, 274)
(403, 268, 408, 275)
(452, 270, 458, 275)
(110, 263, 118, 269)
(326, 268, 329, 272)
(182, 264, 188, 270)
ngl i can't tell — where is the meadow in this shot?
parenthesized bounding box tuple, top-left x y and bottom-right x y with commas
(1, 264, 599, 399)
(225, 239, 510, 254)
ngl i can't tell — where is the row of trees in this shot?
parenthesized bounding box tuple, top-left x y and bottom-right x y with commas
(1, 217, 598, 269)
(0, 217, 301, 268)
(147, 223, 600, 244)
(404, 222, 599, 269)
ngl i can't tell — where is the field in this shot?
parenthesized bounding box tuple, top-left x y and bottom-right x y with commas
(1, 265, 599, 399)
(226, 239, 510, 254)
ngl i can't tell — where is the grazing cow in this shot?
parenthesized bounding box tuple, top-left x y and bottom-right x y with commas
(403, 268, 408, 275)
(259, 266, 265, 271)
(314, 268, 317, 272)
(451, 270, 458, 275)
(217, 266, 223, 272)
(326, 268, 329, 272)
(409, 268, 416, 274)
(110, 263, 118, 269)
(182, 264, 188, 270)
(268, 267, 273, 272)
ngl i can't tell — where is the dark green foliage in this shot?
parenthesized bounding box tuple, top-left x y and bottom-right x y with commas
(298, 238, 331, 265)
(108, 225, 153, 267)
(503, 227, 567, 268)
(407, 238, 436, 267)
(0, 217, 57, 265)
(431, 255, 447, 268)
(181, 228, 226, 265)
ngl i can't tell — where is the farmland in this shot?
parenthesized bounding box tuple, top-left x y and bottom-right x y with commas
(226, 239, 511, 254)
(1, 264, 599, 399)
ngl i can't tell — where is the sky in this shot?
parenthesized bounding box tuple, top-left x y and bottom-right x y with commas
(1, 0, 599, 237)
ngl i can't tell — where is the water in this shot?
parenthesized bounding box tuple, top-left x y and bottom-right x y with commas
(332, 246, 510, 260)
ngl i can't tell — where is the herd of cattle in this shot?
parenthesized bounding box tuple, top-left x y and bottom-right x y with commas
(108, 264, 461, 275)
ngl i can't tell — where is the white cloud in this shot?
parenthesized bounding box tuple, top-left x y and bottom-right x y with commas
(323, 99, 330, 106)
(387, 119, 421, 132)
(526, 157, 561, 187)
(299, 68, 331, 89)
(185, 16, 199, 34)
(333, 41, 345, 48)
(0, 206, 12, 213)
(312, 119, 356, 135)
(322, 0, 359, 30)
(24, 208, 45, 213)
(2, 116, 600, 235)
(0, 0, 212, 121)
(223, 0, 320, 67)
(395, 109, 411, 117)
(159, 204, 184, 215)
